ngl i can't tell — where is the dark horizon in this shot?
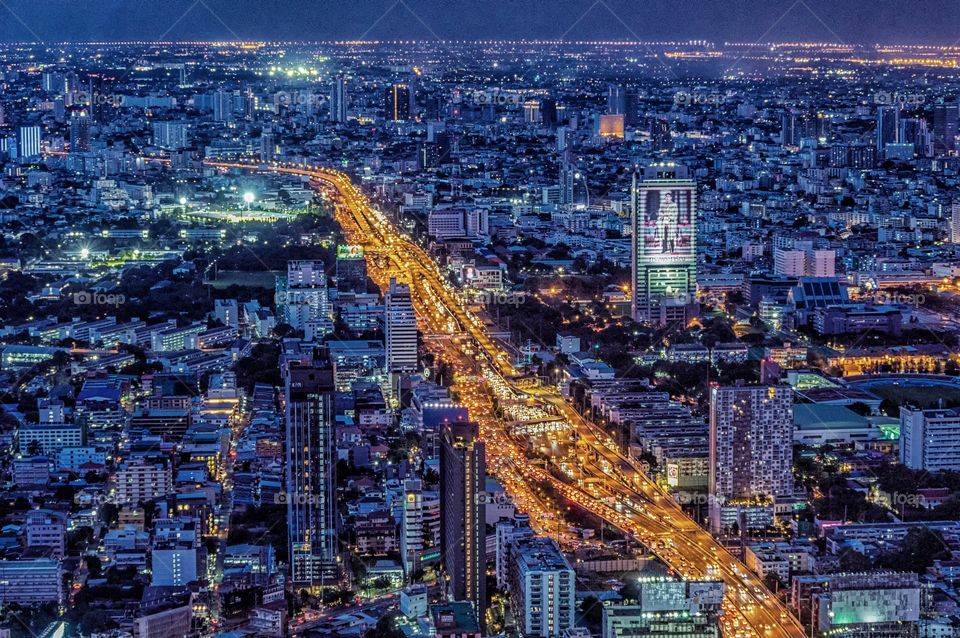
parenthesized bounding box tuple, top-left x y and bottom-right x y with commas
(1, 0, 959, 46)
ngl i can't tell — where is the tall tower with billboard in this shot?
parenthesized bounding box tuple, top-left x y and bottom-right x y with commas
(631, 165, 697, 325)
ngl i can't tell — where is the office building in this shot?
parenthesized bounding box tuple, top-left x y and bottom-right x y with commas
(330, 76, 348, 123)
(631, 169, 697, 325)
(440, 422, 486, 628)
(508, 537, 575, 638)
(213, 90, 233, 122)
(284, 360, 338, 587)
(933, 101, 958, 154)
(69, 112, 91, 152)
(900, 407, 960, 471)
(386, 83, 411, 121)
(709, 384, 794, 532)
(385, 278, 418, 388)
(876, 106, 900, 152)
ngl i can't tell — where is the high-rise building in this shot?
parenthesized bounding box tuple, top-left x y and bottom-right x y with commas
(400, 479, 441, 576)
(439, 422, 486, 628)
(508, 537, 575, 637)
(152, 121, 190, 150)
(213, 90, 234, 122)
(540, 98, 558, 127)
(933, 101, 958, 154)
(283, 260, 331, 335)
(900, 118, 933, 157)
(284, 359, 338, 587)
(709, 384, 794, 532)
(330, 76, 348, 123)
(952, 201, 960, 244)
(631, 167, 697, 325)
(876, 106, 900, 152)
(17, 125, 41, 159)
(900, 407, 960, 471)
(69, 112, 90, 152)
(385, 278, 418, 384)
(607, 83, 627, 115)
(650, 118, 673, 151)
(386, 83, 411, 121)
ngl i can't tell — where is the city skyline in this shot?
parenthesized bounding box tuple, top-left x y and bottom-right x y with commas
(1, 0, 960, 44)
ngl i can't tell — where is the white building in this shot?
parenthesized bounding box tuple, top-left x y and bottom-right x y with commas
(900, 407, 960, 471)
(24, 509, 67, 557)
(152, 121, 190, 150)
(115, 459, 173, 505)
(509, 537, 575, 638)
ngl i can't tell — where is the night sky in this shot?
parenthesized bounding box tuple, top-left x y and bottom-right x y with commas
(0, 0, 956, 44)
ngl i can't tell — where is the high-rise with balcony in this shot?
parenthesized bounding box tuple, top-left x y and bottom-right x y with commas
(709, 384, 794, 532)
(440, 422, 486, 629)
(284, 359, 338, 587)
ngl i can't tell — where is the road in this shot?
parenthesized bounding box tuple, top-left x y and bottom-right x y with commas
(204, 159, 807, 638)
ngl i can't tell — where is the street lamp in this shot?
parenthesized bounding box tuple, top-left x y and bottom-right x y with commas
(242, 191, 255, 218)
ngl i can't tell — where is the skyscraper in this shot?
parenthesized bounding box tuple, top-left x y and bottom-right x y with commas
(933, 101, 958, 154)
(69, 112, 90, 153)
(386, 83, 411, 121)
(631, 166, 697, 325)
(709, 384, 794, 532)
(876, 106, 900, 153)
(330, 76, 348, 123)
(284, 359, 338, 587)
(213, 90, 233, 122)
(385, 278, 418, 387)
(440, 422, 486, 628)
(607, 83, 627, 115)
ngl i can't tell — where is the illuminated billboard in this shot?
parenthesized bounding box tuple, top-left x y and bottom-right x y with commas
(337, 245, 365, 260)
(637, 181, 696, 265)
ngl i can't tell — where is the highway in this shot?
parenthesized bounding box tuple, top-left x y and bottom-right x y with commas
(204, 159, 808, 638)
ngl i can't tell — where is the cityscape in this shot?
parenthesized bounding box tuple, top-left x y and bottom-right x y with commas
(4, 3, 960, 638)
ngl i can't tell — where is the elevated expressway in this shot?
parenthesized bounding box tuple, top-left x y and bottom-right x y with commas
(205, 159, 807, 638)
